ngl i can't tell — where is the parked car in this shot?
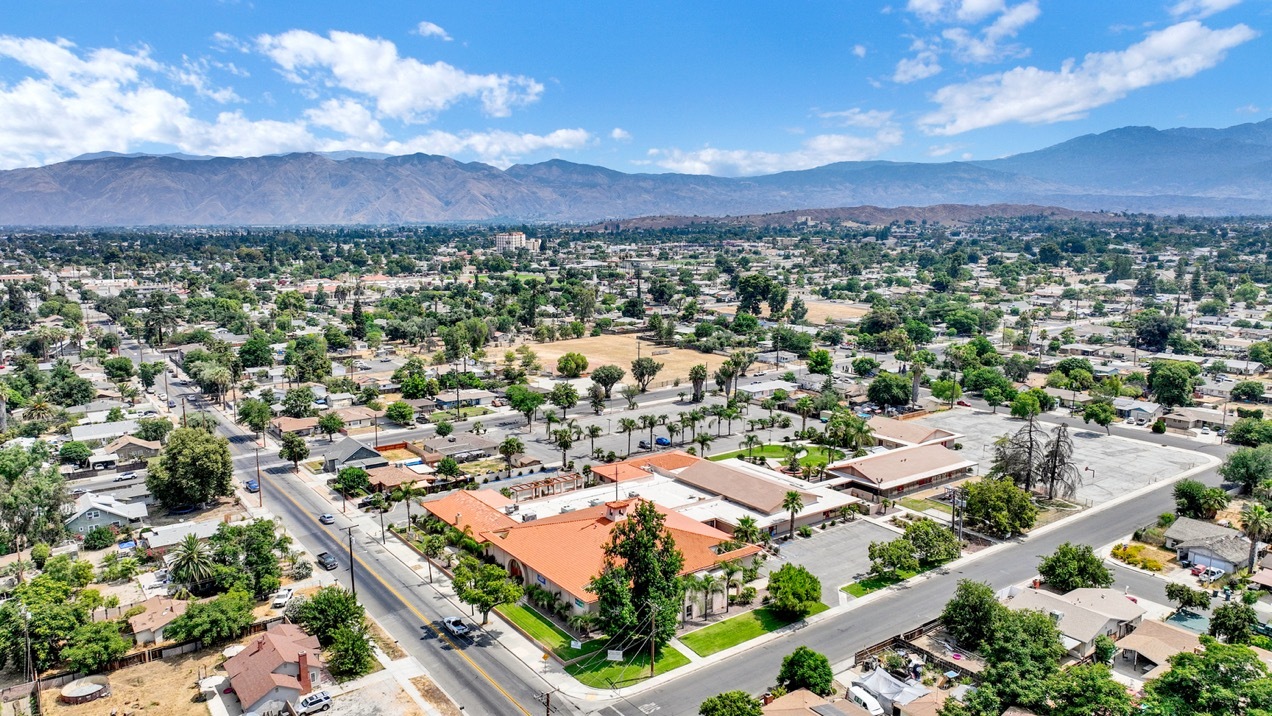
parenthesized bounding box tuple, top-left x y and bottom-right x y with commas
(271, 588, 294, 608)
(654, 436, 671, 446)
(1200, 567, 1226, 582)
(442, 616, 469, 637)
(1190, 564, 1207, 576)
(296, 691, 332, 714)
(357, 496, 375, 510)
(956, 400, 972, 407)
(158, 392, 167, 401)
(638, 440, 652, 450)
(316, 552, 339, 570)
(1200, 427, 1212, 435)
(319, 513, 336, 525)
(245, 480, 259, 493)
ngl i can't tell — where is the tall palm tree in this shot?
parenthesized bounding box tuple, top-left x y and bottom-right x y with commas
(543, 409, 559, 439)
(782, 491, 805, 539)
(681, 574, 704, 623)
(24, 398, 56, 422)
(618, 417, 638, 456)
(391, 480, 427, 538)
(170, 533, 214, 589)
(498, 436, 525, 480)
(693, 432, 714, 456)
(740, 433, 762, 459)
(700, 574, 723, 617)
(586, 424, 604, 455)
(795, 396, 815, 432)
(719, 560, 743, 611)
(552, 428, 574, 469)
(666, 422, 682, 446)
(733, 516, 762, 545)
(1240, 503, 1272, 571)
(640, 414, 658, 449)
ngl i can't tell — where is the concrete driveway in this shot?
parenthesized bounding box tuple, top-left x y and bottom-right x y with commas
(767, 519, 900, 604)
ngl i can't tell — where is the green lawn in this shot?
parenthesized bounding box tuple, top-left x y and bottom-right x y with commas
(565, 646, 691, 688)
(899, 497, 953, 515)
(843, 568, 922, 597)
(430, 406, 493, 421)
(679, 603, 830, 657)
(495, 602, 605, 660)
(798, 446, 845, 467)
(708, 444, 793, 461)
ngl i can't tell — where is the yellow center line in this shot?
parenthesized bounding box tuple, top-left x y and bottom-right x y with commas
(269, 476, 533, 716)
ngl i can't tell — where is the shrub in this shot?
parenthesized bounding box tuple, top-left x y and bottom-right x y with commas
(797, 525, 813, 538)
(83, 526, 116, 550)
(1151, 419, 1166, 434)
(291, 559, 313, 580)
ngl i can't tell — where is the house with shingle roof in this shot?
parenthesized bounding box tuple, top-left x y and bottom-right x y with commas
(1003, 587, 1144, 659)
(223, 623, 323, 715)
(128, 595, 189, 644)
(1164, 516, 1256, 573)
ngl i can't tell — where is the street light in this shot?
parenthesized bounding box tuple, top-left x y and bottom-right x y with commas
(342, 526, 356, 598)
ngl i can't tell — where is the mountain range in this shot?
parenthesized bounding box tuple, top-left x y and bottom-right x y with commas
(2, 119, 1271, 225)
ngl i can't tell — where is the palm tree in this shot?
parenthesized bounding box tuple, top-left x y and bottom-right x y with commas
(1241, 503, 1272, 571)
(795, 396, 815, 432)
(666, 422, 681, 446)
(693, 432, 714, 456)
(586, 424, 604, 455)
(543, 409, 559, 439)
(733, 516, 763, 545)
(1200, 488, 1230, 519)
(498, 436, 525, 480)
(169, 533, 214, 589)
(689, 363, 708, 402)
(391, 480, 427, 538)
(719, 561, 743, 611)
(681, 574, 704, 623)
(700, 573, 724, 617)
(640, 414, 658, 449)
(618, 417, 638, 456)
(740, 434, 762, 459)
(782, 491, 805, 540)
(552, 428, 574, 469)
(24, 398, 56, 422)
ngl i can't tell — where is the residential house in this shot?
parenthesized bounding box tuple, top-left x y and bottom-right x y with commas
(737, 379, 799, 400)
(1003, 587, 1145, 659)
(143, 519, 224, 551)
(823, 444, 976, 499)
(366, 464, 434, 493)
(434, 388, 497, 411)
(420, 434, 498, 461)
(269, 416, 319, 438)
(104, 435, 162, 462)
(1115, 619, 1203, 680)
(865, 415, 960, 449)
(1160, 407, 1226, 431)
(331, 405, 384, 429)
(403, 398, 438, 421)
(223, 623, 323, 714)
(65, 492, 148, 535)
(1112, 398, 1162, 422)
(69, 419, 139, 446)
(762, 689, 854, 715)
(1163, 516, 1254, 573)
(128, 595, 190, 644)
(322, 437, 388, 473)
(65, 399, 130, 424)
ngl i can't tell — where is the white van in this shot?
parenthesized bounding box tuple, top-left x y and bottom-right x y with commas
(848, 686, 885, 716)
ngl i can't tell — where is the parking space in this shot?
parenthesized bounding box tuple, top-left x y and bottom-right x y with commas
(767, 519, 900, 603)
(919, 410, 1210, 506)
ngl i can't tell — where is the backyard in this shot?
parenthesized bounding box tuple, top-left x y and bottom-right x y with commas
(679, 603, 830, 657)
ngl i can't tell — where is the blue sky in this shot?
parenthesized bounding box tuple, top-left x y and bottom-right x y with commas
(0, 0, 1266, 174)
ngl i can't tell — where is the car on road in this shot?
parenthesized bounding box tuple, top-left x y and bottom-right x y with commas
(158, 392, 167, 401)
(113, 472, 136, 482)
(167, 399, 177, 408)
(245, 480, 259, 493)
(654, 436, 671, 446)
(638, 440, 652, 450)
(442, 616, 469, 637)
(71, 488, 87, 496)
(319, 513, 336, 525)
(956, 400, 972, 407)
(315, 552, 339, 570)
(271, 588, 294, 608)
(295, 691, 332, 714)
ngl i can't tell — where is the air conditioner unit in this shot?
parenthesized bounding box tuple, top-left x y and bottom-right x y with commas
(627, 491, 639, 498)
(559, 505, 575, 513)
(588, 498, 602, 507)
(503, 504, 519, 514)
(521, 513, 537, 522)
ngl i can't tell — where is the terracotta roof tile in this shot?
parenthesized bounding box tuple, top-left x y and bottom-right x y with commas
(421, 490, 517, 541)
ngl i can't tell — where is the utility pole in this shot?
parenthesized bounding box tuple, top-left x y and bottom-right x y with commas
(181, 396, 187, 428)
(255, 448, 263, 509)
(647, 600, 659, 679)
(343, 526, 356, 598)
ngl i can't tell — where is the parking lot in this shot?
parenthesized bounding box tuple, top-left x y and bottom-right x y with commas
(919, 410, 1212, 506)
(767, 519, 901, 604)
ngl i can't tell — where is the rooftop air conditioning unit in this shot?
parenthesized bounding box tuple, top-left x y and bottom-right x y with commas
(503, 505, 519, 514)
(627, 491, 639, 498)
(521, 513, 538, 522)
(560, 505, 575, 513)
(588, 498, 602, 507)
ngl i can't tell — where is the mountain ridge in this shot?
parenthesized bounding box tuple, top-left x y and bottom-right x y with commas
(3, 119, 1271, 225)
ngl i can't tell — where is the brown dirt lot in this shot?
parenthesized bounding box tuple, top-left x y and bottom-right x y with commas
(41, 648, 226, 716)
(529, 334, 730, 384)
(409, 677, 460, 716)
(712, 299, 869, 325)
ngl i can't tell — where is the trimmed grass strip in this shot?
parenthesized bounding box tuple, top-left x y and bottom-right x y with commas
(565, 646, 690, 688)
(679, 603, 829, 657)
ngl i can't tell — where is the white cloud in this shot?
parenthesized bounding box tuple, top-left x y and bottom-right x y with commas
(415, 21, 453, 41)
(1236, 103, 1261, 113)
(894, 50, 942, 82)
(853, 44, 868, 58)
(919, 20, 1257, 135)
(172, 56, 242, 103)
(610, 127, 632, 141)
(927, 143, 963, 156)
(817, 108, 895, 128)
(255, 29, 543, 121)
(906, 0, 1007, 23)
(650, 128, 904, 176)
(942, 1, 1040, 62)
(1169, 0, 1241, 20)
(0, 35, 587, 169)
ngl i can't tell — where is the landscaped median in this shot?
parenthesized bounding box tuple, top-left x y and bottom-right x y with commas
(678, 603, 830, 657)
(495, 602, 606, 661)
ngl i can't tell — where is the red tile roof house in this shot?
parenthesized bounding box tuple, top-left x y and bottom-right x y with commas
(223, 623, 324, 714)
(480, 497, 761, 620)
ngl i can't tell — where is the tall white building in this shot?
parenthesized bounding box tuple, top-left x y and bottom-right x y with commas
(494, 231, 537, 252)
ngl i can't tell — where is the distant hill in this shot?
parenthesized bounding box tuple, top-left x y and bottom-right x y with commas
(3, 119, 1272, 225)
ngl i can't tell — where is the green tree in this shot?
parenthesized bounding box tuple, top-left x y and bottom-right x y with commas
(335, 466, 370, 495)
(806, 349, 833, 375)
(506, 384, 546, 431)
(1082, 401, 1117, 434)
(1037, 542, 1113, 592)
(1220, 444, 1272, 495)
(868, 537, 919, 578)
(630, 356, 665, 392)
(1231, 380, 1266, 402)
(1165, 582, 1213, 613)
(931, 379, 962, 407)
(237, 397, 272, 436)
(1240, 503, 1272, 571)
(282, 387, 317, 418)
(452, 555, 523, 624)
(83, 525, 116, 550)
(146, 427, 234, 509)
(135, 417, 175, 443)
(698, 690, 763, 716)
(1173, 478, 1229, 519)
(165, 589, 255, 644)
(296, 586, 365, 645)
(434, 419, 454, 438)
(318, 411, 345, 441)
(852, 356, 880, 376)
(590, 364, 626, 399)
(498, 436, 524, 480)
(549, 382, 579, 417)
(1209, 602, 1260, 644)
(170, 533, 215, 588)
(941, 580, 1003, 652)
(782, 490, 804, 539)
(238, 331, 274, 368)
(63, 620, 130, 673)
(586, 500, 684, 650)
(327, 622, 375, 679)
(1048, 663, 1132, 716)
(867, 371, 911, 407)
(58, 440, 92, 466)
(904, 518, 961, 564)
(556, 352, 589, 378)
(278, 432, 310, 472)
(776, 646, 834, 697)
(102, 356, 135, 383)
(385, 400, 414, 425)
(766, 563, 822, 619)
(1142, 636, 1272, 716)
(1148, 360, 1199, 408)
(1010, 391, 1041, 419)
(963, 476, 1037, 537)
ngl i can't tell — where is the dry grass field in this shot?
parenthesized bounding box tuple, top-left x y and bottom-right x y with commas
(713, 299, 868, 324)
(529, 334, 731, 384)
(42, 648, 226, 716)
